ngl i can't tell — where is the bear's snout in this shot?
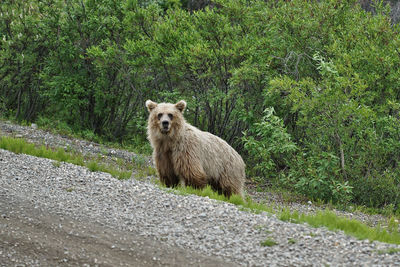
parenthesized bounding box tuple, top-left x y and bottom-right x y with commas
(160, 119, 171, 133)
(162, 120, 169, 128)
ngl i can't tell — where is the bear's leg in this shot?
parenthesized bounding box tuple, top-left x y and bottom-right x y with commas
(181, 165, 208, 189)
(209, 179, 223, 195)
(219, 177, 243, 199)
(210, 180, 241, 198)
(174, 158, 208, 189)
(161, 172, 179, 187)
(185, 172, 208, 189)
(222, 187, 232, 198)
(155, 151, 179, 187)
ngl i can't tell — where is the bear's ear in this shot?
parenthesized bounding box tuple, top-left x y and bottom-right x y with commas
(145, 100, 158, 112)
(175, 100, 187, 113)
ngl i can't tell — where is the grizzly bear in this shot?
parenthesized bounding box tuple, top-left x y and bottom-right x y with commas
(146, 100, 245, 198)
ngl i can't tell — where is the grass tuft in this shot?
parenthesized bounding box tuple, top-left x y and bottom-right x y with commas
(87, 160, 100, 172)
(56, 147, 69, 162)
(134, 166, 157, 179)
(52, 161, 61, 168)
(260, 238, 277, 247)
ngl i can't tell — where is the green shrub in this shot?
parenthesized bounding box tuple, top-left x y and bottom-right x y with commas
(262, 2, 400, 209)
(242, 107, 298, 179)
(353, 171, 400, 208)
(282, 152, 353, 204)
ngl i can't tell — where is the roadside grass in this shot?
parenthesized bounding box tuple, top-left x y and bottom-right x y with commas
(168, 185, 274, 214)
(33, 116, 152, 155)
(0, 136, 132, 179)
(377, 248, 400, 255)
(2, 135, 400, 246)
(0, 116, 152, 155)
(279, 209, 400, 245)
(134, 166, 157, 179)
(167, 184, 400, 246)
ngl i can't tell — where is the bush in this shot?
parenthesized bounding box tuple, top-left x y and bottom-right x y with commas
(242, 107, 297, 179)
(283, 152, 353, 204)
(243, 108, 353, 204)
(353, 170, 400, 208)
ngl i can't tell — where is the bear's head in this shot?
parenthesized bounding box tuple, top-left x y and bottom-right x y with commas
(146, 100, 187, 138)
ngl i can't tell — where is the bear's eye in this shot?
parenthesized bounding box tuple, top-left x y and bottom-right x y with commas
(168, 113, 173, 120)
(157, 113, 162, 120)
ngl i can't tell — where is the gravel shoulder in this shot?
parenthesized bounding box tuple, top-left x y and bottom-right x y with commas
(1, 121, 400, 266)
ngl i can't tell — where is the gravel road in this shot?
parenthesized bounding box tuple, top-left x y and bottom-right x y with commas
(1, 121, 400, 266)
(0, 187, 230, 267)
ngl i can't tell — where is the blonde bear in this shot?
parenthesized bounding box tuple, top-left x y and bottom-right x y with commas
(146, 100, 245, 198)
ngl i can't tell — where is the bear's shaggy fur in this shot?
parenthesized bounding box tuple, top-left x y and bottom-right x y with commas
(146, 100, 245, 198)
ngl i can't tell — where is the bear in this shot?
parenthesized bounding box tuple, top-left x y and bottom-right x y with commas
(146, 99, 245, 198)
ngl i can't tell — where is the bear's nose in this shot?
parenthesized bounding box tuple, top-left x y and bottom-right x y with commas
(162, 121, 169, 128)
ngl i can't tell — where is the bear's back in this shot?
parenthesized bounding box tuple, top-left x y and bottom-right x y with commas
(182, 124, 245, 180)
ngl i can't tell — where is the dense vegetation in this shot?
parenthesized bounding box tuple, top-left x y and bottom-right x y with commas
(1, 0, 399, 212)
